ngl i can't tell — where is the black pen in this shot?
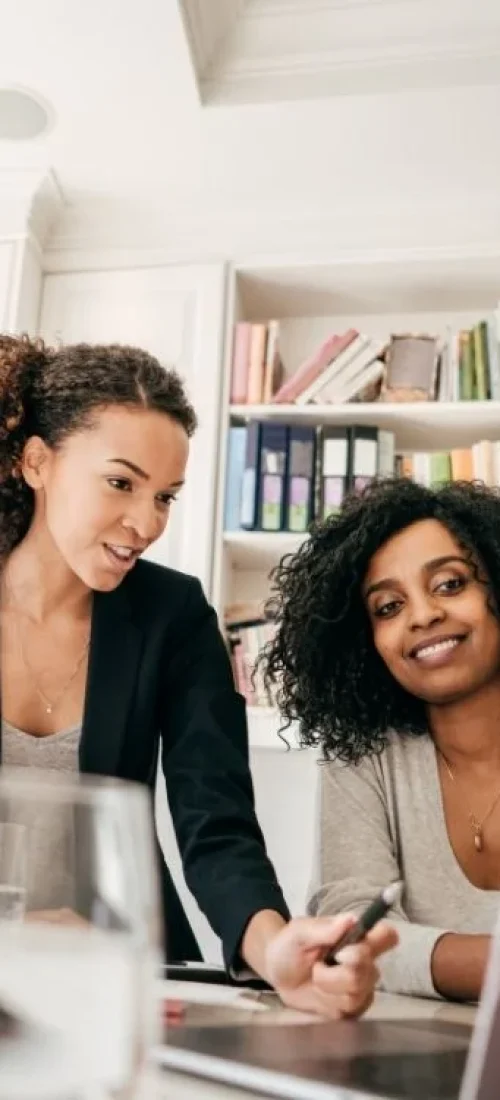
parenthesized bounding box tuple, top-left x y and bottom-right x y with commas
(323, 880, 403, 966)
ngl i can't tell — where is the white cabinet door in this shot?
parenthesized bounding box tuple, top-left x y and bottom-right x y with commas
(0, 239, 42, 334)
(39, 263, 226, 593)
(39, 264, 227, 961)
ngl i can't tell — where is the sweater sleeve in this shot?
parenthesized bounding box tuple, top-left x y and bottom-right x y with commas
(308, 755, 449, 998)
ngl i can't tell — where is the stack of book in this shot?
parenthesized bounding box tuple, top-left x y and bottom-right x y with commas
(230, 323, 386, 406)
(224, 422, 396, 532)
(224, 422, 500, 533)
(230, 321, 283, 404)
(229, 309, 500, 406)
(437, 320, 500, 401)
(225, 604, 277, 707)
(398, 439, 500, 487)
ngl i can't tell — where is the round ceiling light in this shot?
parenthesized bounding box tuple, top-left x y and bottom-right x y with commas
(0, 87, 53, 141)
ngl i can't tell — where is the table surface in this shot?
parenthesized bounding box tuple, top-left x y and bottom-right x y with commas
(143, 987, 477, 1100)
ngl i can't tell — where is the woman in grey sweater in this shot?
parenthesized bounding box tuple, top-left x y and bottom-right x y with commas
(262, 477, 500, 1002)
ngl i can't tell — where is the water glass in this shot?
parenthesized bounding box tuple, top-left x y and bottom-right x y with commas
(0, 767, 163, 1100)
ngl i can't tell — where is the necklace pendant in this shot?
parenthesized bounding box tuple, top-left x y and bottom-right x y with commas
(46, 705, 52, 715)
(474, 831, 483, 853)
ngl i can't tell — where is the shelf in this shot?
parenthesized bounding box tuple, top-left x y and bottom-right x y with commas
(229, 401, 500, 452)
(223, 531, 306, 571)
(236, 257, 500, 318)
(247, 706, 302, 751)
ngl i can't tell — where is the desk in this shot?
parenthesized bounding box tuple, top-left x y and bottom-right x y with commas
(143, 989, 477, 1100)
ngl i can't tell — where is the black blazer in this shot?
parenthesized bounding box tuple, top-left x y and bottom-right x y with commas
(0, 560, 289, 967)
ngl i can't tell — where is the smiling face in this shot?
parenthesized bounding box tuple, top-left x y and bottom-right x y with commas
(362, 518, 500, 706)
(22, 404, 189, 592)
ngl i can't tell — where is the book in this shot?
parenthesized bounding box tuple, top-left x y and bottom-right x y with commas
(285, 426, 316, 533)
(262, 321, 283, 404)
(257, 423, 289, 532)
(317, 428, 350, 520)
(473, 322, 489, 401)
(230, 323, 252, 404)
(349, 427, 378, 493)
(295, 333, 367, 405)
(312, 341, 387, 405)
(223, 426, 247, 531)
(272, 330, 358, 404)
(240, 422, 262, 530)
(377, 430, 396, 477)
(246, 324, 268, 404)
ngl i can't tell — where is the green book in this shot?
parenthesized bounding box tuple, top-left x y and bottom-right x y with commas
(473, 323, 488, 401)
(479, 320, 491, 399)
(459, 331, 474, 400)
(430, 451, 452, 485)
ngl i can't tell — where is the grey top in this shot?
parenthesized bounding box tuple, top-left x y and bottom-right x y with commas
(2, 720, 80, 911)
(308, 730, 500, 999)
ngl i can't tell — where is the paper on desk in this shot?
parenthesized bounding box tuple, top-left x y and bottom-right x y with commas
(156, 979, 268, 1012)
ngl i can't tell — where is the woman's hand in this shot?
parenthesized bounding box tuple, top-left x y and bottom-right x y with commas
(263, 914, 398, 1019)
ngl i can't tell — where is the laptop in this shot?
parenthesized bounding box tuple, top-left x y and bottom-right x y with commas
(154, 924, 500, 1100)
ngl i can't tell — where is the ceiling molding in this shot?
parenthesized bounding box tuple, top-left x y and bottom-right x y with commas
(198, 0, 500, 104)
(247, 0, 418, 15)
(178, 0, 247, 98)
(29, 171, 65, 249)
(0, 168, 64, 246)
(44, 190, 500, 272)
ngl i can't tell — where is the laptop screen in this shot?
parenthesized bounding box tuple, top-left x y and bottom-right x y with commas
(160, 1016, 471, 1100)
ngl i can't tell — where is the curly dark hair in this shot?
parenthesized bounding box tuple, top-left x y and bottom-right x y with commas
(0, 334, 197, 558)
(261, 477, 500, 763)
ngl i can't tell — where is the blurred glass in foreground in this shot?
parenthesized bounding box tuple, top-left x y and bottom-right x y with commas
(0, 768, 162, 1100)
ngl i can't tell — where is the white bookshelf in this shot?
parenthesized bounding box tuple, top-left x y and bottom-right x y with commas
(246, 706, 300, 750)
(211, 255, 500, 753)
(229, 400, 500, 451)
(223, 530, 305, 571)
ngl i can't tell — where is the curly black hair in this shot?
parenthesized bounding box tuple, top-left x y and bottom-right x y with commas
(261, 477, 500, 764)
(0, 335, 197, 558)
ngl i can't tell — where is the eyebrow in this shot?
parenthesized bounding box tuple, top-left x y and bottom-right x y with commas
(363, 555, 469, 599)
(107, 458, 184, 489)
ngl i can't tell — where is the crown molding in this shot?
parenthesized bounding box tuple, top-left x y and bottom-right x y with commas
(43, 190, 500, 272)
(0, 167, 64, 248)
(247, 0, 417, 15)
(199, 0, 500, 104)
(29, 171, 65, 250)
(178, 0, 247, 96)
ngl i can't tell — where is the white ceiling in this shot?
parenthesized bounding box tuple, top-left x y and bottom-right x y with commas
(1, 0, 499, 253)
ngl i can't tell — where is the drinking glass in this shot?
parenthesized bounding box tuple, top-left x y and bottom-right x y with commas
(0, 822, 26, 922)
(0, 767, 162, 1100)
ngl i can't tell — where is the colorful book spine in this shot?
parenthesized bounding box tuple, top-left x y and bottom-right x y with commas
(246, 324, 268, 404)
(230, 323, 251, 404)
(257, 423, 289, 532)
(272, 330, 358, 404)
(285, 426, 316, 532)
(318, 428, 350, 520)
(223, 425, 247, 531)
(349, 426, 378, 493)
(240, 421, 262, 530)
(487, 317, 500, 400)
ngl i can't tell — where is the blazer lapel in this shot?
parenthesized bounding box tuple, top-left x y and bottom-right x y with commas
(79, 582, 142, 777)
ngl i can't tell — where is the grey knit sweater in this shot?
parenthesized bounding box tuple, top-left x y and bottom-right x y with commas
(308, 730, 500, 998)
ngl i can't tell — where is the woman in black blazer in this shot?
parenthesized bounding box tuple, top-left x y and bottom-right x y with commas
(0, 334, 396, 1019)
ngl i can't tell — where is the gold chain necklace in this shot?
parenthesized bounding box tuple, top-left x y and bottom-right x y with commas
(3, 580, 90, 716)
(438, 748, 500, 853)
